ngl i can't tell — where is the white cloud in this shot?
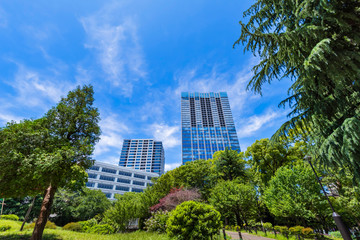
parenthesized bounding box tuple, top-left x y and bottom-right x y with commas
(93, 114, 129, 156)
(0, 113, 23, 124)
(80, 3, 146, 96)
(165, 162, 181, 172)
(7, 64, 72, 108)
(150, 123, 181, 149)
(237, 110, 283, 137)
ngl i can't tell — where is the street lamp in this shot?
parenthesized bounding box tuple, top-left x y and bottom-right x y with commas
(304, 156, 352, 240)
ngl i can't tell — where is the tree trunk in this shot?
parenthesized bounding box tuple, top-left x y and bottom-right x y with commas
(0, 198, 4, 219)
(20, 196, 36, 231)
(31, 184, 57, 240)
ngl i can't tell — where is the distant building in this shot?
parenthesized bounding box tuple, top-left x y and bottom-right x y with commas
(119, 139, 165, 175)
(181, 92, 240, 164)
(86, 161, 159, 200)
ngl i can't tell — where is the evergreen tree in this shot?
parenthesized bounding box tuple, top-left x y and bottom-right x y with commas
(235, 0, 360, 181)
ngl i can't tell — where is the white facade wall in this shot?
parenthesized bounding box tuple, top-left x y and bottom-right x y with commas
(86, 161, 159, 200)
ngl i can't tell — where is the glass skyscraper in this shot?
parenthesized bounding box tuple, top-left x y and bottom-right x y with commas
(181, 92, 240, 164)
(119, 139, 165, 175)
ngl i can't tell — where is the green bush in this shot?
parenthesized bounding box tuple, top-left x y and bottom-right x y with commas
(0, 225, 11, 232)
(26, 220, 57, 230)
(78, 218, 98, 232)
(166, 201, 222, 240)
(145, 210, 169, 233)
(263, 222, 273, 230)
(63, 222, 83, 232)
(279, 226, 290, 236)
(301, 227, 314, 238)
(274, 225, 281, 232)
(329, 231, 342, 238)
(87, 224, 115, 234)
(1, 214, 19, 221)
(289, 226, 304, 236)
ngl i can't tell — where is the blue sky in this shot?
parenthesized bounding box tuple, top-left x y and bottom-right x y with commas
(0, 1, 292, 171)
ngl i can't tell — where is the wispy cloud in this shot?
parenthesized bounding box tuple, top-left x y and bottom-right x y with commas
(0, 112, 23, 125)
(165, 162, 181, 172)
(237, 110, 285, 137)
(7, 64, 72, 109)
(93, 114, 129, 156)
(80, 3, 146, 96)
(150, 123, 181, 149)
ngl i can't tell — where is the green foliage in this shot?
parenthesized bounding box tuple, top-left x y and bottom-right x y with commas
(329, 231, 342, 238)
(1, 196, 43, 222)
(63, 222, 83, 232)
(78, 218, 98, 232)
(245, 138, 304, 188)
(86, 224, 115, 235)
(301, 227, 314, 237)
(263, 161, 329, 224)
(144, 210, 169, 233)
(289, 226, 304, 236)
(0, 214, 19, 221)
(51, 187, 111, 226)
(166, 201, 221, 240)
(103, 192, 142, 232)
(212, 148, 247, 181)
(209, 181, 257, 226)
(263, 222, 272, 230)
(0, 225, 11, 232)
(279, 226, 289, 236)
(235, 0, 360, 182)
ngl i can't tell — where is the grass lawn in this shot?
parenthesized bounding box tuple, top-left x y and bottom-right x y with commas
(0, 220, 169, 240)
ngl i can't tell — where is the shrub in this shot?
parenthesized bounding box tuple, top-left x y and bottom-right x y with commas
(301, 227, 314, 238)
(78, 218, 98, 232)
(279, 226, 290, 236)
(1, 214, 19, 221)
(166, 201, 221, 240)
(144, 210, 169, 233)
(289, 226, 304, 236)
(274, 225, 281, 232)
(63, 222, 83, 232)
(87, 224, 115, 234)
(329, 231, 342, 238)
(0, 225, 11, 232)
(263, 222, 273, 230)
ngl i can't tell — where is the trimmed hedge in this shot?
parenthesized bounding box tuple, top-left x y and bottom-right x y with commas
(0, 214, 19, 221)
(63, 222, 82, 232)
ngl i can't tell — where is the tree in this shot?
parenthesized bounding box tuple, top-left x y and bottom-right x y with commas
(209, 181, 257, 227)
(245, 138, 303, 189)
(0, 85, 100, 240)
(235, 0, 360, 182)
(2, 196, 43, 222)
(263, 161, 330, 226)
(51, 187, 111, 226)
(166, 201, 222, 240)
(212, 148, 248, 182)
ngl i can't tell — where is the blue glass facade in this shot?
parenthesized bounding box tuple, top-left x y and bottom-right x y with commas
(119, 139, 165, 175)
(181, 92, 240, 164)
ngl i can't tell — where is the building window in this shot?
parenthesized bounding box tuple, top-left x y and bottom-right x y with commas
(133, 181, 145, 186)
(117, 178, 131, 184)
(131, 188, 143, 193)
(133, 174, 145, 179)
(118, 171, 132, 177)
(86, 182, 95, 187)
(89, 166, 100, 171)
(88, 173, 97, 179)
(99, 175, 115, 182)
(116, 186, 130, 191)
(98, 183, 113, 190)
(101, 168, 117, 174)
(105, 193, 112, 198)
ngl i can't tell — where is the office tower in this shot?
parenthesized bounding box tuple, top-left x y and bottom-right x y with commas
(119, 139, 165, 175)
(181, 92, 240, 164)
